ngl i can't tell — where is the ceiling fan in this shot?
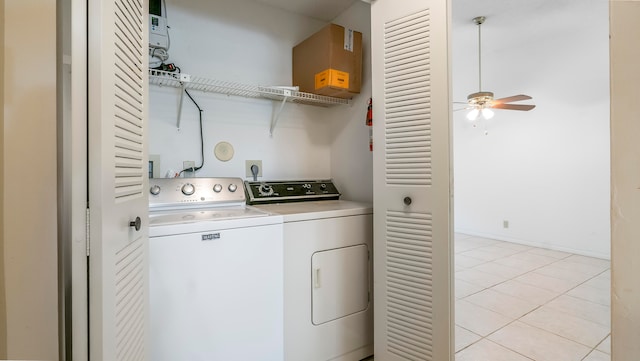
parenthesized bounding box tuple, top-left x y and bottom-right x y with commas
(458, 16, 536, 121)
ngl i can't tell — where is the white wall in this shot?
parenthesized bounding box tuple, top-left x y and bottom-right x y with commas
(452, 0, 610, 258)
(149, 0, 373, 202)
(329, 2, 373, 202)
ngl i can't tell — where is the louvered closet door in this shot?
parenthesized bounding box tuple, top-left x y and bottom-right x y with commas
(371, 1, 453, 360)
(88, 0, 149, 359)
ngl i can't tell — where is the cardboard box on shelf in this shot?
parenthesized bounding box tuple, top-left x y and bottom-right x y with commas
(293, 23, 363, 99)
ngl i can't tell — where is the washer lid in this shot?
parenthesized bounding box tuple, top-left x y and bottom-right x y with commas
(150, 207, 268, 225)
(253, 200, 372, 222)
(148, 207, 283, 237)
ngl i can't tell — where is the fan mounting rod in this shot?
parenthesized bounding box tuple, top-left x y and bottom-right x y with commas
(457, 15, 536, 117)
(473, 16, 486, 93)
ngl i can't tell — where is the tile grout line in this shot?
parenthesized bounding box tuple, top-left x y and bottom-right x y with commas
(454, 234, 611, 360)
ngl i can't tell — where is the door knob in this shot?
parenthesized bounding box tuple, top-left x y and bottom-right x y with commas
(129, 216, 142, 231)
(403, 197, 412, 205)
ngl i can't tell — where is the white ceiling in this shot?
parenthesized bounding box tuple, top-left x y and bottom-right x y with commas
(451, 0, 609, 105)
(249, 0, 596, 30)
(250, 0, 362, 21)
(248, 0, 609, 108)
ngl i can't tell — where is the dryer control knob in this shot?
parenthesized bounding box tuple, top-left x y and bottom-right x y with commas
(181, 183, 195, 196)
(259, 184, 274, 196)
(213, 184, 223, 193)
(150, 185, 161, 195)
(228, 184, 238, 192)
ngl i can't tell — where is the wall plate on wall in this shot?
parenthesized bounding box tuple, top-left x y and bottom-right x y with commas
(214, 141, 234, 162)
(149, 154, 162, 178)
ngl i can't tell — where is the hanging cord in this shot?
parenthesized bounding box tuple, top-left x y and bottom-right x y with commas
(178, 89, 205, 176)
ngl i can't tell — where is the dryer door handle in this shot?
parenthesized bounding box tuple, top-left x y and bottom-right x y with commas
(313, 268, 321, 288)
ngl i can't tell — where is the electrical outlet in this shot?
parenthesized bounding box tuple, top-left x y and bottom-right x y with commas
(245, 160, 263, 178)
(503, 220, 509, 229)
(183, 160, 196, 177)
(149, 154, 161, 179)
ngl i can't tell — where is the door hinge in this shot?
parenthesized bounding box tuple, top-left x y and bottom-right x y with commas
(85, 207, 90, 256)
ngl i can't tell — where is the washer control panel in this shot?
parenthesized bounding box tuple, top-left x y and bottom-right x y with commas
(244, 180, 340, 205)
(149, 177, 245, 209)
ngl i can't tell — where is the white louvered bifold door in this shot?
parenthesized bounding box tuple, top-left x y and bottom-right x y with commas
(88, 0, 149, 359)
(371, 0, 453, 360)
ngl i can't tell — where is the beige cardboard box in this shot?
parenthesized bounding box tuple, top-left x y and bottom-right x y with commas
(293, 23, 363, 99)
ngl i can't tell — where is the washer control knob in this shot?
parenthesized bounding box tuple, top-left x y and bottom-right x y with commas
(259, 184, 274, 196)
(213, 184, 223, 193)
(320, 183, 327, 189)
(150, 185, 161, 195)
(303, 183, 312, 189)
(181, 183, 195, 196)
(228, 184, 238, 192)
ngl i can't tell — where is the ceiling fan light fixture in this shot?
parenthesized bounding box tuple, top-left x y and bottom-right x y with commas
(481, 108, 494, 119)
(466, 108, 480, 121)
(467, 91, 494, 107)
(455, 15, 536, 119)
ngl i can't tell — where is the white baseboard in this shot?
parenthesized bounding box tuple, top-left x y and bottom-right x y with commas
(454, 229, 611, 261)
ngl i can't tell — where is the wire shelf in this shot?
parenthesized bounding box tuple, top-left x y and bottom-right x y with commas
(149, 69, 350, 134)
(149, 69, 350, 107)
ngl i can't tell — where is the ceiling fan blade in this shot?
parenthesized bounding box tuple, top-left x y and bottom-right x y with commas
(493, 94, 532, 104)
(492, 103, 536, 111)
(454, 106, 473, 112)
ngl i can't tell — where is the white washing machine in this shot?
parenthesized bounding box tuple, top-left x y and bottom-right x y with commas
(246, 180, 374, 361)
(149, 177, 284, 361)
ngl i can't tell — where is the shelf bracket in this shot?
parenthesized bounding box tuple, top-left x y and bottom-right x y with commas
(176, 82, 187, 130)
(269, 89, 292, 136)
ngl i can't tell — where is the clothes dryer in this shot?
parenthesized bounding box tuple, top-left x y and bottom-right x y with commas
(246, 180, 374, 361)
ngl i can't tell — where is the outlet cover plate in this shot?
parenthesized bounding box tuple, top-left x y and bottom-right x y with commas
(245, 160, 263, 178)
(183, 160, 196, 176)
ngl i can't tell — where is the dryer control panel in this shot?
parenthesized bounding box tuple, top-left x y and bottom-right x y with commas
(244, 180, 340, 205)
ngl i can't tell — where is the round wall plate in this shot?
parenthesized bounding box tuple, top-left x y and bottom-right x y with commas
(214, 141, 234, 162)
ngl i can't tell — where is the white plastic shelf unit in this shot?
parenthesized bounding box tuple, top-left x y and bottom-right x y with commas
(148, 69, 350, 135)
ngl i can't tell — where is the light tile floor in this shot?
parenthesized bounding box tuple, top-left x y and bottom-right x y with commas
(455, 233, 610, 361)
(362, 234, 610, 361)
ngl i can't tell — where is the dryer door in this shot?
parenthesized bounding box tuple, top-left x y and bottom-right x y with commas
(312, 245, 370, 325)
